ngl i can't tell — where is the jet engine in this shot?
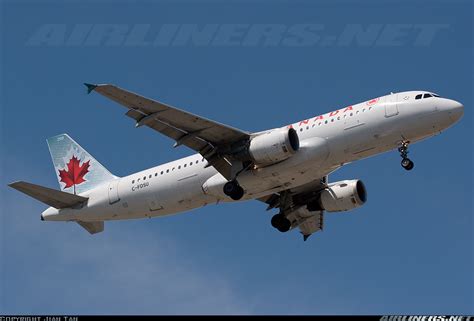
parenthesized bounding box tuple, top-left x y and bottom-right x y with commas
(308, 180, 367, 212)
(246, 128, 300, 165)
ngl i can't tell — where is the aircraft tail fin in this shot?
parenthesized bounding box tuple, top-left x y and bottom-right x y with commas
(46, 134, 117, 194)
(8, 181, 88, 209)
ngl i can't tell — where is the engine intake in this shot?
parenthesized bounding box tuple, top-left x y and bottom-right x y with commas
(248, 128, 300, 165)
(310, 180, 367, 212)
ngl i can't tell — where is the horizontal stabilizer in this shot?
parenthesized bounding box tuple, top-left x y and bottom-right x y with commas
(8, 181, 88, 209)
(77, 221, 104, 234)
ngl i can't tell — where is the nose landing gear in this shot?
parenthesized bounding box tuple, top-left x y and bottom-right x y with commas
(401, 158, 414, 170)
(398, 141, 414, 171)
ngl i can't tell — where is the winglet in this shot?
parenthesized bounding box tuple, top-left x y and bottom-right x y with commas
(84, 83, 97, 94)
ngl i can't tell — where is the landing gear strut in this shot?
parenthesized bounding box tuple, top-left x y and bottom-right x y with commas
(398, 141, 414, 171)
(271, 213, 291, 232)
(222, 162, 253, 201)
(223, 180, 244, 200)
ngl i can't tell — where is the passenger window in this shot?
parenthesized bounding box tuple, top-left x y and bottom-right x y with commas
(166, 169, 169, 173)
(415, 94, 422, 100)
(195, 160, 199, 164)
(132, 180, 135, 184)
(190, 162, 193, 166)
(155, 173, 157, 177)
(423, 93, 432, 98)
(143, 176, 146, 180)
(161, 171, 164, 175)
(178, 165, 181, 169)
(149, 175, 152, 178)
(184, 164, 187, 167)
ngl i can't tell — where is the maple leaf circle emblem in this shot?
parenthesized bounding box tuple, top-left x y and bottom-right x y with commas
(59, 155, 90, 189)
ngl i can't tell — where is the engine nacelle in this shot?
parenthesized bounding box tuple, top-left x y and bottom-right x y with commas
(248, 128, 299, 165)
(317, 180, 367, 212)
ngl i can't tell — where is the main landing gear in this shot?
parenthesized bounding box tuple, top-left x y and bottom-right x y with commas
(223, 162, 254, 200)
(271, 213, 291, 233)
(223, 180, 244, 200)
(398, 141, 414, 171)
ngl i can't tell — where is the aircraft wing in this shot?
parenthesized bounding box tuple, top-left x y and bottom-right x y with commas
(85, 83, 250, 180)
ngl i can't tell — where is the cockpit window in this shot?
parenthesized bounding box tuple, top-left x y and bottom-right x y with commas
(416, 92, 440, 100)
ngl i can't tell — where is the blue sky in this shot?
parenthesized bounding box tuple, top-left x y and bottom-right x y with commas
(1, 0, 472, 315)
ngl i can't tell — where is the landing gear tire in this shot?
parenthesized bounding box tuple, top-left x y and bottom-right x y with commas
(401, 158, 414, 171)
(271, 214, 291, 233)
(223, 180, 244, 200)
(398, 141, 414, 171)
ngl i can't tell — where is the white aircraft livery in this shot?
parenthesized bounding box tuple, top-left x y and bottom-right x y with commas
(9, 84, 464, 240)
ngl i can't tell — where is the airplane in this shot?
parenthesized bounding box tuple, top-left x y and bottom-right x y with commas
(9, 84, 464, 240)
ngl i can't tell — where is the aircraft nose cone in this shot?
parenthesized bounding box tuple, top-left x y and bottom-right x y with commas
(448, 99, 464, 123)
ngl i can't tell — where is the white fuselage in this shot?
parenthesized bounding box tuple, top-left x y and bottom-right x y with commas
(42, 91, 464, 222)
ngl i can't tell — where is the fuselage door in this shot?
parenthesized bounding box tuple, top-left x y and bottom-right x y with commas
(108, 179, 120, 204)
(385, 93, 399, 117)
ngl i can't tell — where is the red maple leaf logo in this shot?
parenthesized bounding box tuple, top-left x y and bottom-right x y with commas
(58, 155, 90, 190)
